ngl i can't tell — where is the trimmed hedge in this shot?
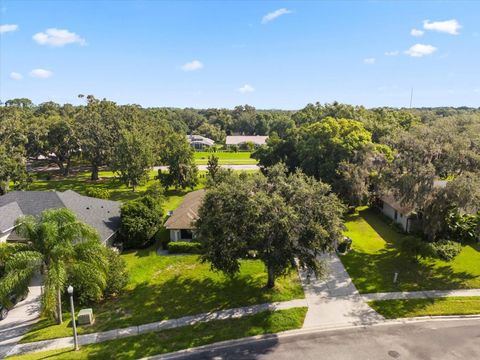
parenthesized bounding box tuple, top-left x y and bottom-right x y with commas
(168, 241, 202, 254)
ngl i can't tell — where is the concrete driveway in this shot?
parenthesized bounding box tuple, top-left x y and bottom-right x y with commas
(0, 274, 42, 358)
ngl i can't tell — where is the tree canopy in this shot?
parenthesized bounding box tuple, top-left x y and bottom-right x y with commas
(196, 164, 345, 288)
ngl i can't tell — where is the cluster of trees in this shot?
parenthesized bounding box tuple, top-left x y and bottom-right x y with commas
(254, 102, 480, 245)
(0, 209, 127, 324)
(0, 96, 200, 192)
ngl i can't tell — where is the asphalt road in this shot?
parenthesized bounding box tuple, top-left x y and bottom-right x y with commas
(169, 319, 480, 360)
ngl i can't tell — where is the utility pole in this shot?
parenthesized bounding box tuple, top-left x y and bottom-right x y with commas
(409, 88, 414, 108)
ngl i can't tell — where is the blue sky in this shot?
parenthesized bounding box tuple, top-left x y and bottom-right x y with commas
(1, 0, 479, 109)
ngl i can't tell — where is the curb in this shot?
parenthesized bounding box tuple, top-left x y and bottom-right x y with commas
(144, 315, 480, 359)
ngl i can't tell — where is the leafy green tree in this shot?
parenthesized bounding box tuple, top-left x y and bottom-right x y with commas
(335, 144, 393, 206)
(111, 128, 155, 191)
(196, 164, 345, 288)
(76, 95, 121, 180)
(159, 133, 198, 190)
(120, 195, 164, 248)
(206, 155, 220, 182)
(0, 209, 108, 323)
(194, 123, 226, 143)
(41, 116, 79, 176)
(0, 106, 29, 194)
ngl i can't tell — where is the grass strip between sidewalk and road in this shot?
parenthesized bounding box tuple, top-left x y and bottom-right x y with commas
(7, 307, 307, 360)
(368, 296, 480, 319)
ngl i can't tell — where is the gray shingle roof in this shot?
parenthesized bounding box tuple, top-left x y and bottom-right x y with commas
(0, 190, 120, 243)
(0, 202, 23, 233)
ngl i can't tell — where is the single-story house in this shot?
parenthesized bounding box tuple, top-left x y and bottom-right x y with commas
(377, 194, 418, 233)
(164, 189, 205, 242)
(186, 134, 215, 150)
(378, 180, 448, 233)
(0, 190, 121, 245)
(225, 135, 268, 148)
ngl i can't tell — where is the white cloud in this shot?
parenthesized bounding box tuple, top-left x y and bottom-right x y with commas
(33, 28, 86, 47)
(423, 19, 461, 35)
(261, 8, 292, 24)
(410, 28, 424, 37)
(238, 84, 255, 94)
(181, 60, 204, 72)
(363, 58, 376, 65)
(30, 69, 53, 78)
(10, 72, 23, 80)
(405, 44, 437, 57)
(0, 24, 18, 34)
(385, 50, 399, 56)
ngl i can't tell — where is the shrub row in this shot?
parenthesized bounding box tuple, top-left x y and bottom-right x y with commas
(167, 241, 203, 254)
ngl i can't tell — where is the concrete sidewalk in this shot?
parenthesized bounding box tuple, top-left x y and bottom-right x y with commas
(5, 298, 307, 357)
(0, 274, 42, 359)
(361, 288, 480, 301)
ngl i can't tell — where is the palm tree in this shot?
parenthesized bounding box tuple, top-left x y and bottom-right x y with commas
(0, 208, 108, 324)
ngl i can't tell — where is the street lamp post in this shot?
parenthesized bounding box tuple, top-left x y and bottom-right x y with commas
(67, 285, 79, 351)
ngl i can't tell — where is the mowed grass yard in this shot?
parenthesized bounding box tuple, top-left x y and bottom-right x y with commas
(27, 170, 208, 204)
(9, 307, 307, 360)
(22, 248, 304, 343)
(193, 151, 257, 165)
(369, 297, 480, 319)
(341, 207, 480, 294)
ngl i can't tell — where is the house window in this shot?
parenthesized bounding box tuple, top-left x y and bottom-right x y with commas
(180, 229, 193, 240)
(394, 210, 398, 220)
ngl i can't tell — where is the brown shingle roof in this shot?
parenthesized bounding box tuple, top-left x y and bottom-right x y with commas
(164, 190, 206, 230)
(380, 193, 415, 215)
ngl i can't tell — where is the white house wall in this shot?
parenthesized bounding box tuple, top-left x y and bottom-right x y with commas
(381, 203, 409, 231)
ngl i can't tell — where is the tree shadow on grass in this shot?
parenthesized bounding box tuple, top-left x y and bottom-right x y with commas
(342, 208, 476, 293)
(370, 298, 439, 319)
(89, 271, 292, 333)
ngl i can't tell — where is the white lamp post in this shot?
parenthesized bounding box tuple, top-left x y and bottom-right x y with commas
(67, 285, 79, 351)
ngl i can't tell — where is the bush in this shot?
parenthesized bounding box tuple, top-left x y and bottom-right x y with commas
(120, 195, 164, 248)
(85, 187, 111, 199)
(154, 227, 170, 249)
(144, 183, 165, 200)
(104, 248, 128, 297)
(168, 241, 202, 254)
(428, 240, 462, 261)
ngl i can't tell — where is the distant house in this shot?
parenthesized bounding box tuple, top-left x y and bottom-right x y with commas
(186, 134, 215, 150)
(378, 180, 448, 233)
(225, 135, 268, 148)
(0, 190, 121, 245)
(164, 189, 205, 242)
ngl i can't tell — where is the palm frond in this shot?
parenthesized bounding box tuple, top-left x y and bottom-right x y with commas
(0, 267, 35, 304)
(5, 250, 43, 272)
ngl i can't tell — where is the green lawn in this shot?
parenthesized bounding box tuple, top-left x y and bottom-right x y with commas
(22, 249, 304, 343)
(27, 170, 207, 205)
(193, 151, 257, 165)
(9, 307, 307, 360)
(369, 297, 480, 319)
(341, 207, 480, 293)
